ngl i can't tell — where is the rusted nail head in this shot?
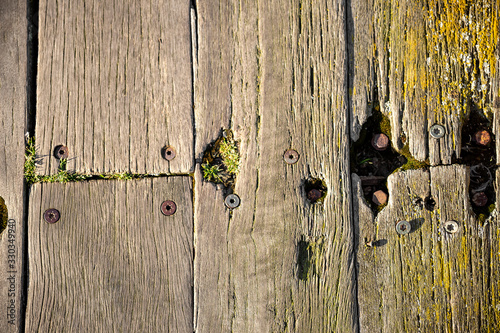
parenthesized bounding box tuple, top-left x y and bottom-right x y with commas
(54, 145, 69, 159)
(474, 130, 491, 146)
(371, 133, 389, 151)
(307, 189, 322, 202)
(161, 200, 177, 216)
(43, 208, 60, 224)
(444, 220, 459, 234)
(472, 192, 488, 207)
(283, 149, 299, 164)
(372, 190, 388, 206)
(224, 194, 240, 209)
(430, 124, 445, 139)
(395, 220, 411, 235)
(163, 146, 176, 161)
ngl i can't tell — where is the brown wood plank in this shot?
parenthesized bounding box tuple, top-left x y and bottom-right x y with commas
(354, 165, 500, 332)
(26, 177, 193, 332)
(35, 0, 193, 175)
(193, 0, 357, 331)
(0, 0, 27, 331)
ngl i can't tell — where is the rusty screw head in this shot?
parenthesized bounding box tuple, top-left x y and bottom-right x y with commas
(162, 146, 176, 161)
(372, 190, 388, 206)
(161, 200, 177, 216)
(43, 208, 60, 224)
(472, 192, 488, 207)
(444, 220, 459, 234)
(307, 189, 322, 203)
(474, 130, 491, 146)
(54, 145, 69, 159)
(224, 194, 240, 209)
(396, 220, 411, 235)
(283, 149, 299, 164)
(430, 124, 445, 139)
(371, 134, 389, 151)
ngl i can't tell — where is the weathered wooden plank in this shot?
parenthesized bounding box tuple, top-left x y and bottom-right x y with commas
(36, 0, 193, 175)
(26, 177, 193, 332)
(353, 0, 499, 165)
(194, 0, 357, 332)
(355, 165, 500, 332)
(0, 0, 27, 330)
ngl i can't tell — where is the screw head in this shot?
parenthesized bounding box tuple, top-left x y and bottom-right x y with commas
(283, 149, 299, 164)
(162, 146, 176, 161)
(444, 220, 459, 234)
(430, 124, 445, 139)
(395, 220, 411, 235)
(224, 194, 240, 209)
(160, 200, 177, 216)
(472, 192, 488, 207)
(54, 145, 69, 159)
(43, 208, 60, 224)
(372, 190, 388, 206)
(371, 133, 390, 151)
(307, 189, 322, 202)
(474, 130, 491, 146)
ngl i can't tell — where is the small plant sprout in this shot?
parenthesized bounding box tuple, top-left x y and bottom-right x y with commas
(201, 163, 222, 183)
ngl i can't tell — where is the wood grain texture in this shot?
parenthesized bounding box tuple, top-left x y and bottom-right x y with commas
(0, 0, 27, 331)
(354, 165, 500, 332)
(352, 0, 499, 165)
(36, 0, 193, 175)
(194, 0, 357, 332)
(26, 177, 193, 332)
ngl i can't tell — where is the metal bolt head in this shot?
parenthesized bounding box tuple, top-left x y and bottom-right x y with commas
(474, 130, 491, 146)
(224, 194, 240, 209)
(54, 145, 69, 159)
(283, 149, 299, 164)
(43, 208, 60, 224)
(307, 189, 322, 202)
(444, 220, 459, 234)
(161, 200, 177, 216)
(372, 190, 388, 206)
(472, 192, 488, 207)
(162, 146, 176, 161)
(430, 124, 445, 139)
(371, 133, 389, 151)
(395, 220, 411, 235)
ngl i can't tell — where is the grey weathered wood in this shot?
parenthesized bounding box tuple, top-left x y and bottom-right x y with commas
(0, 0, 27, 331)
(354, 165, 500, 332)
(353, 1, 499, 165)
(36, 0, 193, 175)
(194, 0, 357, 332)
(26, 177, 193, 332)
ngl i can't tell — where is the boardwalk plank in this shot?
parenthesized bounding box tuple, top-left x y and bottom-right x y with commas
(26, 178, 193, 332)
(36, 0, 193, 175)
(0, 0, 27, 331)
(354, 165, 500, 332)
(194, 0, 357, 331)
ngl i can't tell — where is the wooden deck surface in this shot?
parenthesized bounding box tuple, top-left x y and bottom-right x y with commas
(0, 0, 498, 332)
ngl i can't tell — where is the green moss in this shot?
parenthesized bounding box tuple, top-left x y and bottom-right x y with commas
(201, 129, 240, 187)
(488, 204, 496, 213)
(297, 237, 324, 281)
(398, 144, 430, 171)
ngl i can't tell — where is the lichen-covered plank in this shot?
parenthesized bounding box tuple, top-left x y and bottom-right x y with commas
(26, 178, 193, 332)
(0, 0, 27, 331)
(36, 0, 193, 175)
(194, 0, 357, 332)
(355, 165, 500, 332)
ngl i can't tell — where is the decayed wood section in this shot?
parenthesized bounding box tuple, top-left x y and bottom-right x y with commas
(0, 0, 27, 331)
(193, 0, 357, 332)
(350, 0, 499, 165)
(354, 165, 500, 332)
(35, 0, 193, 175)
(26, 178, 193, 332)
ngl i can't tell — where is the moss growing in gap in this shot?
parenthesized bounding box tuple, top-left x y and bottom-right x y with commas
(201, 129, 241, 188)
(297, 236, 324, 281)
(398, 143, 430, 172)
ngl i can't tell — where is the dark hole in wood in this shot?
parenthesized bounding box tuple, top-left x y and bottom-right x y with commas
(304, 178, 328, 204)
(458, 109, 496, 219)
(424, 197, 436, 211)
(297, 240, 311, 281)
(0, 197, 7, 235)
(59, 150, 65, 155)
